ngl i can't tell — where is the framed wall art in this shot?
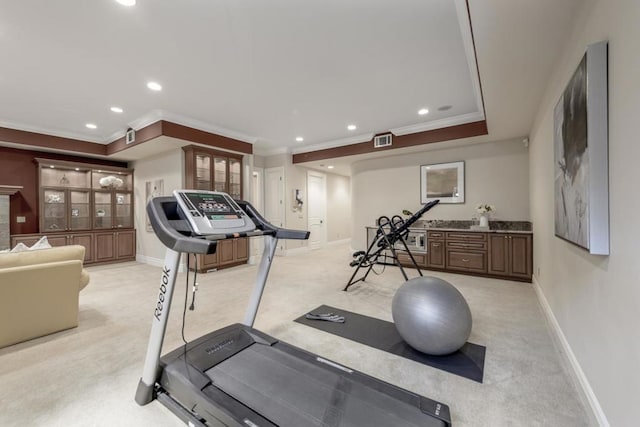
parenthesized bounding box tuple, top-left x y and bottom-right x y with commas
(420, 161, 464, 204)
(554, 40, 609, 255)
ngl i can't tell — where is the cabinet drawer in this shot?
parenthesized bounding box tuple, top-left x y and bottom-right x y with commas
(446, 231, 487, 241)
(397, 252, 426, 267)
(447, 250, 486, 272)
(446, 240, 487, 250)
(427, 231, 445, 239)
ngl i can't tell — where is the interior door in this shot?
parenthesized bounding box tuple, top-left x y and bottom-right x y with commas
(307, 171, 327, 249)
(264, 167, 285, 256)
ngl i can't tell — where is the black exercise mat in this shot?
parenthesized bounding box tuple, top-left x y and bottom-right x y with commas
(294, 304, 486, 383)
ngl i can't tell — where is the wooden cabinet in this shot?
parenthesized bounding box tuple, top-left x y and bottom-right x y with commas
(445, 232, 487, 274)
(94, 230, 136, 262)
(183, 145, 248, 271)
(37, 161, 92, 233)
(22, 159, 135, 265)
(37, 159, 134, 233)
(11, 232, 96, 263)
(189, 238, 249, 272)
(488, 233, 532, 280)
(426, 231, 445, 268)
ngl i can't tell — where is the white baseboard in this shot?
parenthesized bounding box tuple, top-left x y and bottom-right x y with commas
(136, 253, 186, 273)
(284, 246, 311, 256)
(327, 238, 351, 246)
(532, 276, 609, 427)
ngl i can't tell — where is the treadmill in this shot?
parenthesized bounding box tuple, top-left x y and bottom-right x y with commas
(135, 190, 452, 427)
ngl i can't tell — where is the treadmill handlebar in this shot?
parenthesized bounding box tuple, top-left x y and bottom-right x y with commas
(147, 196, 309, 255)
(237, 200, 310, 241)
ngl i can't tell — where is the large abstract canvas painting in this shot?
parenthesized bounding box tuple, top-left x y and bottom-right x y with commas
(554, 41, 609, 255)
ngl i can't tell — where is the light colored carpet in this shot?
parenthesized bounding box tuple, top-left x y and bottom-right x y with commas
(0, 243, 594, 426)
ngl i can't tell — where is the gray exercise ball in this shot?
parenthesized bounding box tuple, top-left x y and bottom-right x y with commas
(392, 276, 472, 356)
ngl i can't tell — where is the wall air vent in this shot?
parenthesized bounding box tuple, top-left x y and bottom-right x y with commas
(373, 134, 392, 148)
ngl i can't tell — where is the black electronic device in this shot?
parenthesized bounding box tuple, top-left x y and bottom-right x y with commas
(135, 191, 451, 427)
(173, 190, 255, 235)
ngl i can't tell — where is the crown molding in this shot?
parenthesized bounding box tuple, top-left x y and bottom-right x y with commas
(158, 110, 257, 144)
(390, 112, 485, 136)
(253, 146, 291, 157)
(0, 119, 107, 144)
(291, 133, 375, 155)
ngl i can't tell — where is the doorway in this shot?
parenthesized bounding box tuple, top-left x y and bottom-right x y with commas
(264, 167, 285, 256)
(307, 170, 327, 249)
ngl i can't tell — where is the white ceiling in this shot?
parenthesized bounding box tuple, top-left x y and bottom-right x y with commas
(0, 0, 582, 163)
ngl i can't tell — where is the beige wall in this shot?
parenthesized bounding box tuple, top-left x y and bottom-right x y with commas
(529, 1, 640, 425)
(351, 138, 529, 249)
(262, 154, 352, 250)
(132, 149, 184, 264)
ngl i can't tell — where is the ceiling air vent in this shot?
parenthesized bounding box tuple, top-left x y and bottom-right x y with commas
(373, 134, 392, 148)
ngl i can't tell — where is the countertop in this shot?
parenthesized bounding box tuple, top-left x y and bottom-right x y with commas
(366, 226, 533, 234)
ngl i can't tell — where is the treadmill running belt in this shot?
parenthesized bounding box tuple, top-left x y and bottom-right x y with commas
(206, 343, 445, 427)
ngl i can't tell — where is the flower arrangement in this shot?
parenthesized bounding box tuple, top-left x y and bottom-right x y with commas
(476, 204, 495, 214)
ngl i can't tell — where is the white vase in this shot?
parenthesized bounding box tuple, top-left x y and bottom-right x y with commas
(479, 214, 489, 228)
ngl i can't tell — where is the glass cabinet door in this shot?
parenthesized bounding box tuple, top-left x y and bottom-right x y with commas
(114, 192, 133, 228)
(214, 157, 227, 192)
(196, 154, 212, 190)
(70, 190, 91, 230)
(43, 189, 67, 232)
(229, 158, 241, 200)
(93, 191, 112, 229)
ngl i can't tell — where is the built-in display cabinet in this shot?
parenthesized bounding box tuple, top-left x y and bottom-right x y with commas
(183, 145, 247, 272)
(10, 159, 135, 265)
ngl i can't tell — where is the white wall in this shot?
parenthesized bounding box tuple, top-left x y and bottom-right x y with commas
(326, 173, 351, 242)
(351, 138, 529, 249)
(132, 149, 184, 265)
(529, 1, 640, 425)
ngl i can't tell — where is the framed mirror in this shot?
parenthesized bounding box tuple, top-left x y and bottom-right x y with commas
(420, 161, 465, 204)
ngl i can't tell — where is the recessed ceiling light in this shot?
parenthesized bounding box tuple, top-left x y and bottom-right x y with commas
(347, 124, 357, 131)
(418, 108, 429, 115)
(147, 81, 162, 91)
(115, 0, 136, 6)
(327, 165, 335, 169)
(85, 123, 97, 129)
(110, 106, 124, 113)
(295, 137, 304, 142)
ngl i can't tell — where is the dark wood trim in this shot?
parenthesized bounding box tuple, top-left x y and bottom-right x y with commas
(105, 121, 163, 155)
(162, 121, 253, 155)
(0, 126, 107, 156)
(292, 120, 488, 163)
(1, 119, 252, 158)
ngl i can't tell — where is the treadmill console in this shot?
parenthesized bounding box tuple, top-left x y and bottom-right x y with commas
(173, 190, 256, 235)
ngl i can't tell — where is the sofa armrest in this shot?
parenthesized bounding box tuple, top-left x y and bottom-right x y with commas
(0, 260, 82, 349)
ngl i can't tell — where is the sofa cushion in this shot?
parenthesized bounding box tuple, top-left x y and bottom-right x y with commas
(0, 245, 86, 269)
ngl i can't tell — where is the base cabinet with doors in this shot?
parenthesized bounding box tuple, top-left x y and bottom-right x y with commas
(10, 230, 136, 264)
(188, 238, 249, 273)
(487, 233, 533, 280)
(371, 227, 532, 282)
(183, 145, 248, 271)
